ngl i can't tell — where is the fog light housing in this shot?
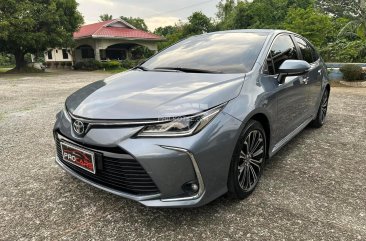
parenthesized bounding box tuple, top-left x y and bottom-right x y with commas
(182, 181, 199, 195)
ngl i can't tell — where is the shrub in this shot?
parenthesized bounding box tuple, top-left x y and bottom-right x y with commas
(66, 62, 72, 67)
(54, 62, 59, 68)
(74, 60, 102, 71)
(83, 59, 101, 70)
(101, 60, 121, 70)
(73, 62, 84, 70)
(60, 62, 66, 67)
(121, 59, 138, 69)
(340, 64, 363, 81)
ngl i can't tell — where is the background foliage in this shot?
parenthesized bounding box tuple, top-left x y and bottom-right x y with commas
(153, 0, 366, 63)
(1, 0, 366, 70)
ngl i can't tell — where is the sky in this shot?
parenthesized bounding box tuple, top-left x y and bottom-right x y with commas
(77, 0, 222, 31)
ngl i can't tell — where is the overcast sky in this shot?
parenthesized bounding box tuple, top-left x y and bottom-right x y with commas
(77, 0, 221, 30)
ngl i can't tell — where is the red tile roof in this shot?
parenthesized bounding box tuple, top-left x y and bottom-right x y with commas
(73, 19, 163, 41)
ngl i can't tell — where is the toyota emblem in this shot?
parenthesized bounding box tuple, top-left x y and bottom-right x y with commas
(73, 120, 85, 135)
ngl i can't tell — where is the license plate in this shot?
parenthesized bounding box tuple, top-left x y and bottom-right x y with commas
(60, 142, 96, 174)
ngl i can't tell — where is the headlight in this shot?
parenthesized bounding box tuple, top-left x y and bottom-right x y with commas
(138, 104, 225, 137)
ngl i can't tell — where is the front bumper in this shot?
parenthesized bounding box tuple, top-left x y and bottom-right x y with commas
(54, 146, 205, 207)
(53, 110, 242, 207)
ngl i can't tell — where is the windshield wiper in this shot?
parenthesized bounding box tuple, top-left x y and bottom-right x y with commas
(153, 67, 223, 74)
(133, 66, 150, 71)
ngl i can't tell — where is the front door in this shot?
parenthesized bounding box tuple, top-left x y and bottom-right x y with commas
(262, 34, 309, 143)
(293, 36, 324, 117)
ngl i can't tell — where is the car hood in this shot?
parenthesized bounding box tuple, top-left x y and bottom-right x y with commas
(66, 70, 245, 120)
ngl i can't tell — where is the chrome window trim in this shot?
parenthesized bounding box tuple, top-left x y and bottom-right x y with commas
(159, 146, 205, 202)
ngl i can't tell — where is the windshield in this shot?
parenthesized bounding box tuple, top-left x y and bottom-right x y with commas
(142, 32, 268, 74)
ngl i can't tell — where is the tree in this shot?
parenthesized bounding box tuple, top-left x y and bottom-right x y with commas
(183, 11, 214, 36)
(316, 0, 363, 18)
(283, 7, 333, 47)
(154, 25, 178, 37)
(120, 16, 148, 31)
(216, 0, 237, 21)
(0, 0, 84, 70)
(100, 14, 113, 21)
(221, 0, 315, 30)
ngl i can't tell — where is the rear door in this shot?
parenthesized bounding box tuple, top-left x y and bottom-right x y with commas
(262, 34, 309, 142)
(293, 36, 323, 117)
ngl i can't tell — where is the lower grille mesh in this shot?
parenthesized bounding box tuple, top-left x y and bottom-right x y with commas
(55, 135, 159, 196)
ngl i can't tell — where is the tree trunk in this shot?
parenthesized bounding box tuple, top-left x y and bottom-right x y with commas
(14, 52, 26, 70)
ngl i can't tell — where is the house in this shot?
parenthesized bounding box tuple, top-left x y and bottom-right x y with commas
(45, 19, 164, 65)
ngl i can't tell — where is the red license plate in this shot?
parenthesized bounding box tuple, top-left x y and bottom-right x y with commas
(60, 142, 96, 174)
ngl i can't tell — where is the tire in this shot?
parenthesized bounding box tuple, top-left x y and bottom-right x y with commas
(310, 88, 329, 128)
(228, 120, 267, 199)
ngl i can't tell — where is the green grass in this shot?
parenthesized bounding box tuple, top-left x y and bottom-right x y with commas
(0, 68, 12, 73)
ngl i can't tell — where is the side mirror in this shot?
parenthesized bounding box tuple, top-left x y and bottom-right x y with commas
(278, 60, 311, 84)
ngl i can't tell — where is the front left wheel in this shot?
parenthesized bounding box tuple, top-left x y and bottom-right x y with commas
(227, 120, 267, 199)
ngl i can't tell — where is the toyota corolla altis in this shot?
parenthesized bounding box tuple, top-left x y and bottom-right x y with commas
(53, 30, 330, 207)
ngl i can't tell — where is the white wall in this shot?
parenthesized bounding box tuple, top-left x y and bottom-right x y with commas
(44, 48, 73, 62)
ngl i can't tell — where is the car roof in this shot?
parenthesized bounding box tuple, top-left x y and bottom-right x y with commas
(202, 29, 294, 36)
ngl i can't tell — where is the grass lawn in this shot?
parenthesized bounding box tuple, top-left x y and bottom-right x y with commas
(0, 68, 12, 73)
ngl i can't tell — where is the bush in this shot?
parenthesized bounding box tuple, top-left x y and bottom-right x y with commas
(83, 59, 101, 70)
(73, 62, 84, 70)
(340, 64, 363, 81)
(54, 62, 59, 68)
(120, 59, 138, 69)
(66, 62, 72, 67)
(101, 60, 121, 70)
(60, 62, 66, 67)
(74, 60, 102, 71)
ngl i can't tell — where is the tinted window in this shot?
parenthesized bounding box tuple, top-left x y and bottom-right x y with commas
(142, 32, 268, 74)
(310, 45, 319, 61)
(294, 37, 314, 63)
(266, 35, 298, 75)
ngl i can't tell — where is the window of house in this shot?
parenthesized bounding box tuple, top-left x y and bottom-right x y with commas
(62, 49, 69, 59)
(81, 47, 95, 59)
(47, 50, 53, 60)
(294, 37, 316, 63)
(265, 35, 298, 75)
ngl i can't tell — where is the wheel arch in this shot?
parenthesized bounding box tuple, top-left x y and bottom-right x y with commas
(249, 113, 271, 159)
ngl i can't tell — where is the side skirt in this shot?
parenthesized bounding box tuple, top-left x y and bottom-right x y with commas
(270, 116, 313, 157)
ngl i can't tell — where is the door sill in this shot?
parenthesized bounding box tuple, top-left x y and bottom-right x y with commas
(271, 117, 313, 157)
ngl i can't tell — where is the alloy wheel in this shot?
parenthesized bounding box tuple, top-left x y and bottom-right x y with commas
(237, 130, 265, 192)
(320, 90, 329, 124)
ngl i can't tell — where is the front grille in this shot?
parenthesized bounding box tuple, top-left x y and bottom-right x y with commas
(55, 134, 160, 196)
